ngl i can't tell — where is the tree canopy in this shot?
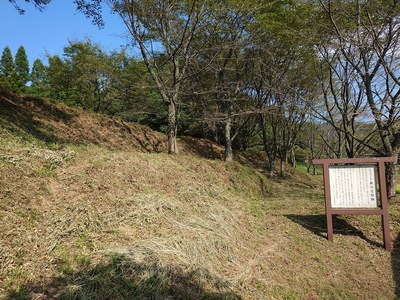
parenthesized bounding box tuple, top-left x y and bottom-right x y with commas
(8, 0, 51, 14)
(4, 0, 400, 194)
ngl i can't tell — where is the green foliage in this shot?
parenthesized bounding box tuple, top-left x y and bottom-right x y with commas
(73, 0, 104, 27)
(0, 46, 15, 90)
(0, 45, 31, 93)
(47, 54, 71, 101)
(42, 39, 165, 130)
(4, 0, 399, 170)
(29, 58, 49, 97)
(30, 59, 46, 86)
(61, 39, 115, 111)
(14, 46, 30, 92)
(36, 163, 58, 178)
(256, 0, 318, 45)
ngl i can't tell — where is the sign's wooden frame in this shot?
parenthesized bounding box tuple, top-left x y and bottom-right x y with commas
(313, 157, 397, 252)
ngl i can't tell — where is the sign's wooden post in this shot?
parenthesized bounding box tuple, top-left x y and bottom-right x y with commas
(313, 157, 397, 252)
(321, 162, 333, 242)
(377, 160, 392, 251)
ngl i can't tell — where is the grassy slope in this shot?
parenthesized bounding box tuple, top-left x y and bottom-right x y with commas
(1, 90, 400, 299)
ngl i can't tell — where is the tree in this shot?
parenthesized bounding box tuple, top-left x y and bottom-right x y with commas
(112, 54, 162, 127)
(102, 0, 208, 154)
(0, 46, 14, 90)
(316, 0, 400, 198)
(254, 61, 314, 177)
(63, 40, 114, 112)
(186, 1, 256, 162)
(47, 54, 72, 101)
(8, 0, 51, 14)
(0, 46, 30, 93)
(299, 118, 324, 174)
(246, 1, 318, 176)
(14, 46, 30, 92)
(30, 58, 49, 97)
(313, 46, 379, 159)
(47, 40, 117, 112)
(45, 39, 161, 122)
(9, 0, 104, 27)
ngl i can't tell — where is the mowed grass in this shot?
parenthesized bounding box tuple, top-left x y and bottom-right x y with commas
(1, 127, 400, 299)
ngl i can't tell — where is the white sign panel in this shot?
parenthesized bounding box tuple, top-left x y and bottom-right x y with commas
(329, 165, 378, 208)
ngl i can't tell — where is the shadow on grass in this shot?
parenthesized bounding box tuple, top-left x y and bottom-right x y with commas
(5, 249, 241, 300)
(180, 136, 224, 160)
(0, 89, 74, 144)
(285, 214, 382, 248)
(392, 233, 400, 298)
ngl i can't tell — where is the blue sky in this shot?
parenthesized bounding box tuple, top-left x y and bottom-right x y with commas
(0, 1, 130, 67)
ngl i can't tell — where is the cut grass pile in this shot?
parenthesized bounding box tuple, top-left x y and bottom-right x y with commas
(1, 91, 400, 299)
(1, 130, 400, 299)
(0, 129, 266, 299)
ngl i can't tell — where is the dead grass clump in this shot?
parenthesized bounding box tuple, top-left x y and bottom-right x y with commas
(1, 142, 270, 297)
(3, 140, 398, 299)
(1, 92, 400, 299)
(0, 91, 167, 153)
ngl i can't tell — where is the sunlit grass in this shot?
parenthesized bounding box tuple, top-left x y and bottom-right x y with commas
(1, 93, 399, 299)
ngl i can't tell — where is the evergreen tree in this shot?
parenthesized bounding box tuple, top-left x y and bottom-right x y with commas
(14, 45, 30, 92)
(30, 58, 46, 84)
(47, 54, 71, 101)
(30, 58, 48, 96)
(0, 46, 14, 90)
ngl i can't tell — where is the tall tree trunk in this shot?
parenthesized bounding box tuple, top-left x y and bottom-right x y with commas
(290, 148, 296, 168)
(365, 79, 399, 199)
(260, 114, 275, 177)
(225, 114, 233, 162)
(386, 162, 398, 199)
(167, 101, 178, 155)
(307, 160, 311, 173)
(280, 154, 287, 177)
(313, 165, 318, 176)
(268, 158, 275, 178)
(224, 101, 233, 162)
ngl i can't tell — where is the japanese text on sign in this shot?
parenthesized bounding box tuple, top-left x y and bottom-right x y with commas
(329, 165, 378, 208)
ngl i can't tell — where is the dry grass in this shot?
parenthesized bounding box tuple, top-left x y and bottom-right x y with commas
(0, 137, 261, 299)
(1, 89, 400, 299)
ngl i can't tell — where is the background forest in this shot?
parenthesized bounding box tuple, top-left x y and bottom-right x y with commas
(3, 0, 400, 195)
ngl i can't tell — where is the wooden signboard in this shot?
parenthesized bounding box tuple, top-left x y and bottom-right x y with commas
(313, 157, 397, 252)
